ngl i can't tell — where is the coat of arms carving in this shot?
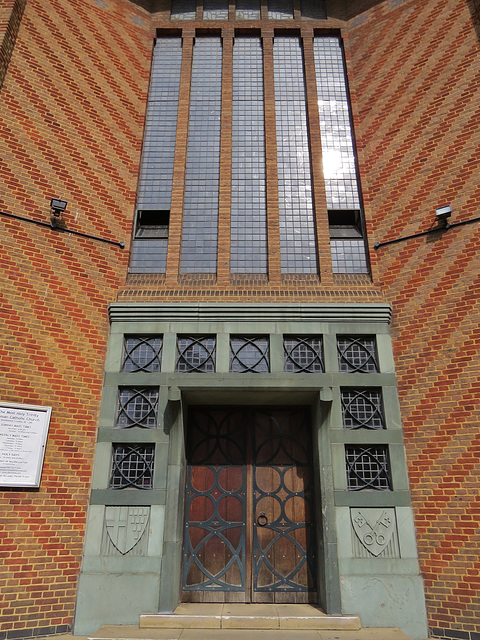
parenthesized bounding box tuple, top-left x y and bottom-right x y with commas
(351, 508, 396, 557)
(105, 506, 150, 555)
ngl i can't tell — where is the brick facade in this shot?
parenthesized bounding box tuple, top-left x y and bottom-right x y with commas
(0, 0, 151, 635)
(0, 0, 479, 637)
(344, 0, 480, 636)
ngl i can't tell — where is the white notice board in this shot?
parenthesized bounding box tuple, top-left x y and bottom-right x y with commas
(0, 402, 52, 488)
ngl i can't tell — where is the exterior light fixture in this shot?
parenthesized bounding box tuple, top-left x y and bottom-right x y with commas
(435, 205, 452, 228)
(50, 198, 68, 229)
(50, 198, 68, 216)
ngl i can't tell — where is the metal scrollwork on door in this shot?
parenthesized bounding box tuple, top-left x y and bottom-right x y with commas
(182, 408, 247, 592)
(183, 464, 246, 591)
(252, 409, 316, 592)
(182, 407, 317, 599)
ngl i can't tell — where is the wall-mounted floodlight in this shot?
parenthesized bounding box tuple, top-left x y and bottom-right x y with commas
(435, 205, 452, 227)
(50, 198, 68, 217)
(374, 205, 480, 250)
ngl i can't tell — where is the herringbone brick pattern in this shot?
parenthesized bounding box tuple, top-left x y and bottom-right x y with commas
(345, 0, 480, 635)
(0, 0, 151, 635)
(2, 0, 480, 638)
(0, 0, 27, 91)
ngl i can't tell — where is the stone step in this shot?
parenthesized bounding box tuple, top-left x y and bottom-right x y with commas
(140, 603, 360, 631)
(89, 625, 415, 640)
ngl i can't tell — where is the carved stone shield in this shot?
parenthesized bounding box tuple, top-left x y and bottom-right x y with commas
(105, 506, 150, 555)
(351, 508, 396, 557)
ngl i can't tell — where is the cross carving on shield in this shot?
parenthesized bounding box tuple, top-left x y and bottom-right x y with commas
(105, 506, 150, 555)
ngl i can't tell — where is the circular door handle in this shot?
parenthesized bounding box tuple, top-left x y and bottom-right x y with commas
(257, 512, 268, 527)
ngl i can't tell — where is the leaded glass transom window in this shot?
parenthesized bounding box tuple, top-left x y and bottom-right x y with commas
(230, 336, 270, 373)
(117, 388, 158, 428)
(341, 389, 385, 430)
(331, 239, 368, 274)
(337, 336, 379, 373)
(110, 444, 155, 489)
(284, 337, 324, 373)
(176, 336, 216, 373)
(122, 336, 163, 372)
(345, 446, 391, 491)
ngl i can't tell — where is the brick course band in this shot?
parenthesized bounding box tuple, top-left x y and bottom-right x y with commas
(0, 625, 70, 640)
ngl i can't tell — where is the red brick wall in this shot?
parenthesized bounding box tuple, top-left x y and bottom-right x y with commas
(344, 0, 480, 635)
(0, 0, 151, 634)
(3, 0, 479, 636)
(0, 0, 27, 90)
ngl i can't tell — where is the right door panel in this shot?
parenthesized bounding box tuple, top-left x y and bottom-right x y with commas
(252, 409, 317, 602)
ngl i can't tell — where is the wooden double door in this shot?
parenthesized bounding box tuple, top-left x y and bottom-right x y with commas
(181, 407, 317, 603)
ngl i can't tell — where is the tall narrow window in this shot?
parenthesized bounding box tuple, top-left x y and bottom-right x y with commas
(203, 0, 228, 19)
(314, 37, 368, 274)
(131, 38, 182, 273)
(274, 37, 317, 274)
(180, 37, 223, 274)
(235, 0, 260, 20)
(268, 0, 293, 19)
(231, 37, 267, 274)
(300, 0, 326, 19)
(171, 0, 196, 19)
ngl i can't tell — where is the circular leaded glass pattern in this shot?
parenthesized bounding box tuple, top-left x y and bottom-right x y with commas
(341, 389, 385, 429)
(337, 336, 379, 373)
(230, 336, 270, 373)
(117, 388, 158, 428)
(176, 336, 216, 373)
(122, 336, 163, 372)
(284, 336, 324, 373)
(345, 445, 391, 491)
(110, 444, 155, 489)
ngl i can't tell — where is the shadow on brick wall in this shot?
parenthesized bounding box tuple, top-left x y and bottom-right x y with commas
(467, 0, 480, 42)
(331, 0, 386, 21)
(0, 0, 27, 91)
(130, 0, 169, 11)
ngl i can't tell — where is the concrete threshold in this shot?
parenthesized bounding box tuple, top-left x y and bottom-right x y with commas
(140, 603, 360, 630)
(89, 626, 415, 640)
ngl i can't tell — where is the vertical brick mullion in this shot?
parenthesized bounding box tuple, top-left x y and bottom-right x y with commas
(261, 0, 268, 20)
(263, 33, 282, 285)
(293, 0, 301, 20)
(217, 32, 233, 285)
(165, 32, 194, 285)
(302, 30, 333, 285)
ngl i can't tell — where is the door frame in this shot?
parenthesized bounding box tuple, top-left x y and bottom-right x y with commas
(162, 391, 338, 611)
